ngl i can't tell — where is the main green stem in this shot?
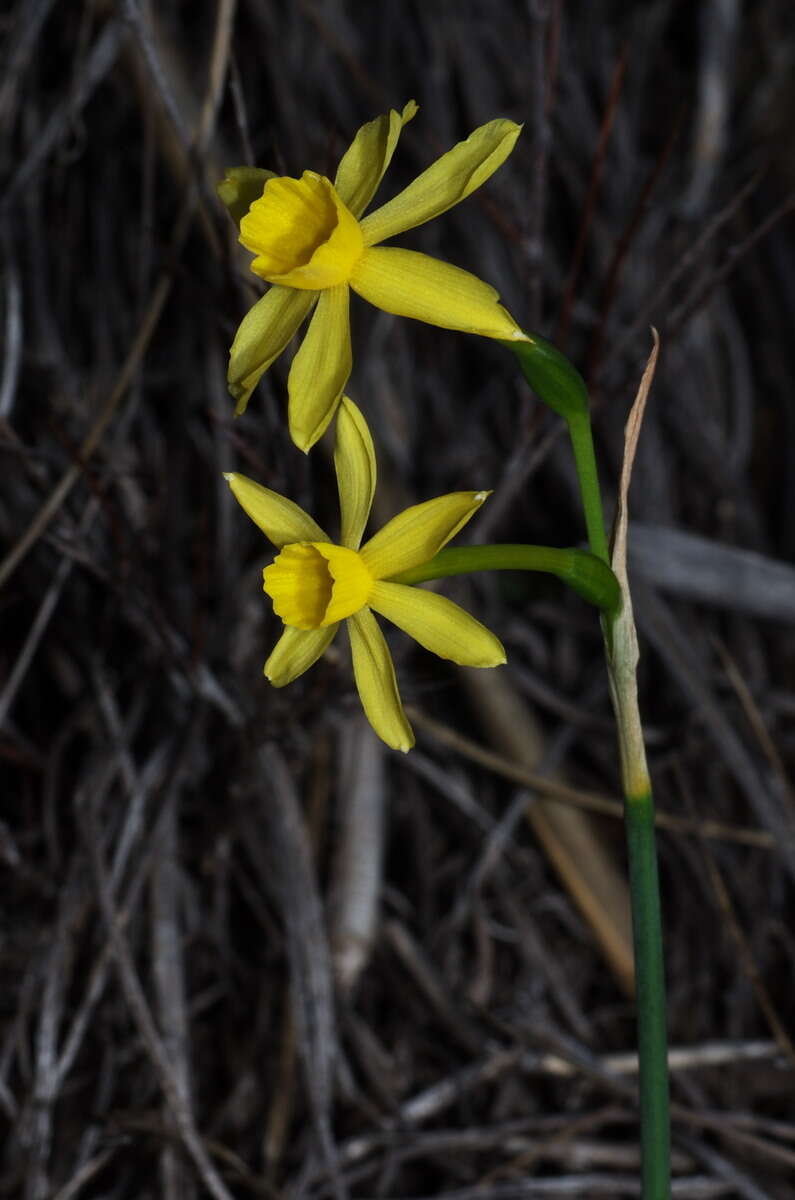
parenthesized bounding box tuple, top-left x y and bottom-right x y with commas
(623, 787, 670, 1197)
(508, 334, 670, 1198)
(577, 437, 670, 1199)
(573, 414, 670, 1199)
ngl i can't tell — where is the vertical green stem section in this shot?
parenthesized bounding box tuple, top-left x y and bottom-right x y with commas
(624, 787, 670, 1199)
(509, 332, 670, 1196)
(566, 409, 610, 565)
(605, 592, 670, 1199)
(602, 425, 671, 1197)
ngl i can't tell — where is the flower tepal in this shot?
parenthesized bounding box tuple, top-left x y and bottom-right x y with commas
(224, 397, 505, 750)
(221, 103, 528, 451)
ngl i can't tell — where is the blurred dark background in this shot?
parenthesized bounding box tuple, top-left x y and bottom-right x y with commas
(3, 1, 795, 1196)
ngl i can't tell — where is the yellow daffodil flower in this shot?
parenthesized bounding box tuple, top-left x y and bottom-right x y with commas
(221, 102, 528, 451)
(225, 397, 505, 751)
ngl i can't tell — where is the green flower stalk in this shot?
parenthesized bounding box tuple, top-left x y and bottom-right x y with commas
(392, 543, 620, 613)
(506, 332, 610, 564)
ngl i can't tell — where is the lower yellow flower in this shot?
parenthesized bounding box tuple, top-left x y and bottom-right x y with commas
(225, 397, 505, 751)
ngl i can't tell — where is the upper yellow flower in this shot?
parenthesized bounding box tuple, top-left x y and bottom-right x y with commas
(221, 102, 528, 452)
(225, 397, 505, 751)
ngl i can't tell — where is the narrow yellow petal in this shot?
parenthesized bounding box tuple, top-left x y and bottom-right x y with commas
(359, 117, 521, 246)
(369, 582, 506, 667)
(265, 623, 339, 686)
(334, 396, 376, 549)
(347, 608, 414, 752)
(360, 490, 490, 580)
(334, 100, 418, 219)
(228, 286, 316, 415)
(224, 472, 329, 546)
(217, 166, 275, 229)
(288, 284, 352, 452)
(351, 247, 526, 341)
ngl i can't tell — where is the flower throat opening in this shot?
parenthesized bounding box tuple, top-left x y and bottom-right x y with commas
(264, 543, 373, 629)
(240, 172, 364, 290)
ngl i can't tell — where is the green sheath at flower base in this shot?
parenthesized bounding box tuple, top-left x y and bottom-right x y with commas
(502, 331, 589, 419)
(565, 547, 621, 611)
(217, 167, 276, 228)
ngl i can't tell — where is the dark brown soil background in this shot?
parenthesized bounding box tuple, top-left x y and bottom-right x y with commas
(3, 1, 795, 1197)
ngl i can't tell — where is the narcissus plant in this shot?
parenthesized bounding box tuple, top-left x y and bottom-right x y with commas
(225, 397, 505, 750)
(220, 103, 528, 451)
